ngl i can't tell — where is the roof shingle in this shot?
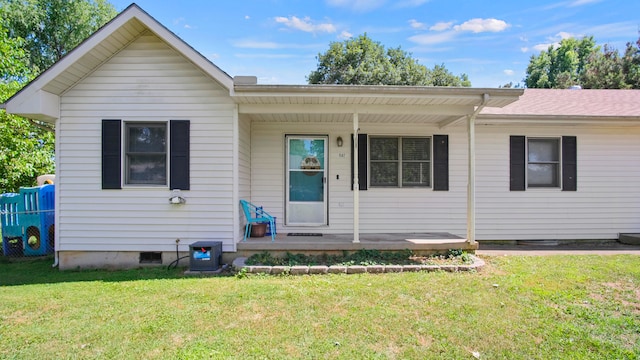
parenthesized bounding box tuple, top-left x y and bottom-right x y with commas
(481, 88, 640, 117)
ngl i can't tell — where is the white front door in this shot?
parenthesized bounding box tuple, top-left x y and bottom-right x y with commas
(286, 136, 327, 226)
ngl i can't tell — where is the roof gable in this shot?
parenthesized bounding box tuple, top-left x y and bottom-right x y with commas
(4, 3, 233, 122)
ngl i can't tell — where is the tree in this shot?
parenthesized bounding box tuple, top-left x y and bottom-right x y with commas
(0, 24, 54, 192)
(581, 44, 628, 89)
(0, 0, 117, 191)
(0, 0, 117, 74)
(524, 36, 599, 88)
(525, 35, 640, 89)
(621, 37, 640, 88)
(308, 34, 470, 86)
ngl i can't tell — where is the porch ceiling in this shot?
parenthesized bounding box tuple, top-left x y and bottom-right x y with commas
(233, 85, 523, 125)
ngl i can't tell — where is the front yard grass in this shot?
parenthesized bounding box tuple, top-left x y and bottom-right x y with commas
(1, 255, 639, 359)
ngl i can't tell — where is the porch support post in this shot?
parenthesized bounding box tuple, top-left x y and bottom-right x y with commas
(352, 112, 360, 243)
(466, 93, 489, 245)
(466, 114, 476, 245)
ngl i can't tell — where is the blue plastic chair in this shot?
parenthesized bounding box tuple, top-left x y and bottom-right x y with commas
(240, 200, 276, 242)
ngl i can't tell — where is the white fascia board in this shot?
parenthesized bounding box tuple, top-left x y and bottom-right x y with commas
(239, 103, 475, 116)
(6, 90, 59, 123)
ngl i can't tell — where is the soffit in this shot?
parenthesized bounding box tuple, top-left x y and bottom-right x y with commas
(234, 85, 523, 124)
(41, 18, 147, 95)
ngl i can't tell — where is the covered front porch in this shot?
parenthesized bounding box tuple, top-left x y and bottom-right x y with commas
(236, 232, 475, 258)
(232, 80, 524, 252)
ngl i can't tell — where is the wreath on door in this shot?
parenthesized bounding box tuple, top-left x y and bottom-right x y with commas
(300, 155, 321, 176)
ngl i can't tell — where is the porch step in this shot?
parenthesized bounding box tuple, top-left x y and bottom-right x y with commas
(619, 233, 640, 245)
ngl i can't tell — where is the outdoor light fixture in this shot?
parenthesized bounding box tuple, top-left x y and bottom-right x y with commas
(336, 136, 343, 147)
(169, 189, 186, 204)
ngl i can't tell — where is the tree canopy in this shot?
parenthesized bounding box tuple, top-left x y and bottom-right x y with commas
(0, 0, 117, 192)
(524, 35, 640, 89)
(0, 23, 54, 192)
(0, 0, 117, 74)
(308, 34, 471, 86)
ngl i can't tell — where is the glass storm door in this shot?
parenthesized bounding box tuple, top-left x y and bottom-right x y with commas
(286, 136, 327, 226)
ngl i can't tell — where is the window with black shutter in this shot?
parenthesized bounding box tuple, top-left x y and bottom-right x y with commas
(101, 120, 190, 189)
(510, 135, 576, 191)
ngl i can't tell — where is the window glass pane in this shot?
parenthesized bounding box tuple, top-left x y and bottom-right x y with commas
(402, 138, 430, 161)
(128, 154, 167, 184)
(125, 123, 167, 185)
(402, 162, 430, 186)
(370, 162, 398, 186)
(289, 171, 323, 201)
(289, 139, 324, 170)
(528, 139, 559, 162)
(128, 125, 166, 153)
(370, 138, 398, 160)
(528, 164, 558, 187)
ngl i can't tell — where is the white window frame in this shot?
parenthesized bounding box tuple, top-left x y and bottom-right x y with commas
(527, 137, 561, 188)
(124, 122, 168, 186)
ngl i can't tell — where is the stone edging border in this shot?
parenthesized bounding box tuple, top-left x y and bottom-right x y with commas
(231, 255, 485, 275)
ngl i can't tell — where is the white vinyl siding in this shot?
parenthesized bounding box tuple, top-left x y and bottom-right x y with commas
(250, 121, 468, 235)
(58, 33, 236, 252)
(238, 114, 252, 232)
(476, 125, 640, 240)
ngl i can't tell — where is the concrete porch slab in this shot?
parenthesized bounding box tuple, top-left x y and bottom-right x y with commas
(236, 232, 476, 257)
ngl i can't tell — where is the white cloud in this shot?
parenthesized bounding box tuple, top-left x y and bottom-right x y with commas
(325, 0, 386, 12)
(338, 31, 353, 40)
(395, 0, 430, 7)
(244, 15, 250, 20)
(234, 53, 299, 59)
(275, 16, 337, 33)
(184, 24, 193, 29)
(232, 39, 322, 50)
(569, 0, 601, 6)
(232, 40, 281, 49)
(533, 43, 554, 51)
(531, 32, 576, 52)
(408, 31, 457, 45)
(520, 47, 529, 52)
(454, 18, 510, 33)
(504, 69, 515, 76)
(430, 21, 453, 31)
(408, 18, 509, 47)
(208, 53, 220, 60)
(409, 19, 426, 30)
(556, 31, 575, 39)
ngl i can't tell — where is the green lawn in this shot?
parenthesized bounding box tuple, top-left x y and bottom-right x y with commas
(1, 255, 639, 359)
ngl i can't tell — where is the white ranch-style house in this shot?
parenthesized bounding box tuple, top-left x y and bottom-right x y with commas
(3, 4, 640, 269)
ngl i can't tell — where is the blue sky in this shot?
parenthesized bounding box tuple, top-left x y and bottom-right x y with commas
(110, 0, 639, 87)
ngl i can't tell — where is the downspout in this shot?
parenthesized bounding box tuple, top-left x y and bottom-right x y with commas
(466, 93, 489, 245)
(352, 113, 360, 243)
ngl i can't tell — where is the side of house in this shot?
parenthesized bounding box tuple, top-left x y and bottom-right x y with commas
(56, 32, 237, 268)
(475, 90, 640, 241)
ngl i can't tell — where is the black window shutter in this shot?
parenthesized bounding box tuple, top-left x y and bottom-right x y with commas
(510, 136, 526, 191)
(562, 136, 577, 191)
(170, 120, 190, 190)
(350, 133, 368, 190)
(433, 135, 449, 191)
(102, 119, 122, 189)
